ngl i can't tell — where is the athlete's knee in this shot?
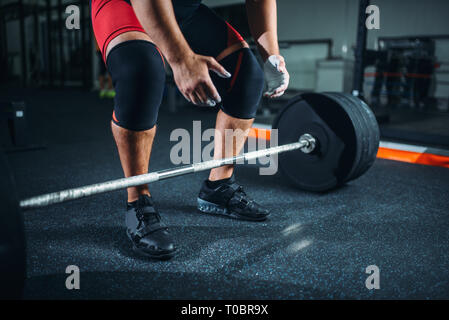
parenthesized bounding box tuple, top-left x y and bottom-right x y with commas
(217, 48, 264, 119)
(106, 40, 166, 131)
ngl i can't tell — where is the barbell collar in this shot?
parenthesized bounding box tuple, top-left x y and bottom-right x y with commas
(299, 134, 316, 154)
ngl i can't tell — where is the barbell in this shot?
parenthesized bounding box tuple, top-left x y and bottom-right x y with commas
(0, 92, 380, 298)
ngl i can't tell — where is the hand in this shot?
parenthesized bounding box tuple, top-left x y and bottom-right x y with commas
(263, 55, 289, 98)
(171, 53, 231, 107)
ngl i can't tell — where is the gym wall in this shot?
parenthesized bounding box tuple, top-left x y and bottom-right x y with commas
(275, 0, 449, 58)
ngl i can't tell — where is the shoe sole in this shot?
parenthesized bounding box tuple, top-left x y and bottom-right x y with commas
(126, 230, 176, 261)
(197, 198, 268, 222)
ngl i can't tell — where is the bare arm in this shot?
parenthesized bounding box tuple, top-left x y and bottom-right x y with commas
(130, 0, 192, 64)
(246, 0, 279, 62)
(130, 0, 230, 106)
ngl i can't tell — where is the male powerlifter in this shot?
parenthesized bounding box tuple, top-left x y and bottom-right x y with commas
(91, 0, 289, 259)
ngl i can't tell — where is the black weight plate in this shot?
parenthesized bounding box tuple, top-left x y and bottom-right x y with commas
(273, 93, 360, 192)
(0, 151, 26, 299)
(324, 93, 370, 183)
(342, 94, 380, 180)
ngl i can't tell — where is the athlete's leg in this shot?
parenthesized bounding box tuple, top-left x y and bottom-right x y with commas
(91, 0, 164, 202)
(209, 110, 253, 181)
(109, 33, 161, 202)
(111, 119, 155, 202)
(107, 32, 162, 202)
(91, 0, 175, 258)
(209, 47, 264, 181)
(179, 5, 264, 181)
(178, 4, 268, 221)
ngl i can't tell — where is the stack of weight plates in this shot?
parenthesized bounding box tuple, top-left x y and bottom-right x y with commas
(273, 92, 380, 192)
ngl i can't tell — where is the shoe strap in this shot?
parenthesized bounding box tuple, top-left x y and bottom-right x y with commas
(134, 202, 166, 238)
(219, 182, 249, 207)
(136, 205, 159, 221)
(135, 221, 167, 239)
(226, 183, 257, 210)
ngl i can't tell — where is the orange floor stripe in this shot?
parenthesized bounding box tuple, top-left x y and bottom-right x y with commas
(249, 127, 271, 140)
(249, 127, 449, 169)
(377, 147, 449, 168)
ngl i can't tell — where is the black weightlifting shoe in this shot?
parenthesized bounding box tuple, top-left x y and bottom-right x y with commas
(197, 176, 270, 221)
(125, 195, 176, 260)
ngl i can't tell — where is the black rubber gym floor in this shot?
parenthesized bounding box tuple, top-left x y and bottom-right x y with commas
(3, 89, 449, 299)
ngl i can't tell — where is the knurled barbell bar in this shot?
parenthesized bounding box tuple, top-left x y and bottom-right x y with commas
(19, 134, 316, 209)
(0, 92, 380, 298)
